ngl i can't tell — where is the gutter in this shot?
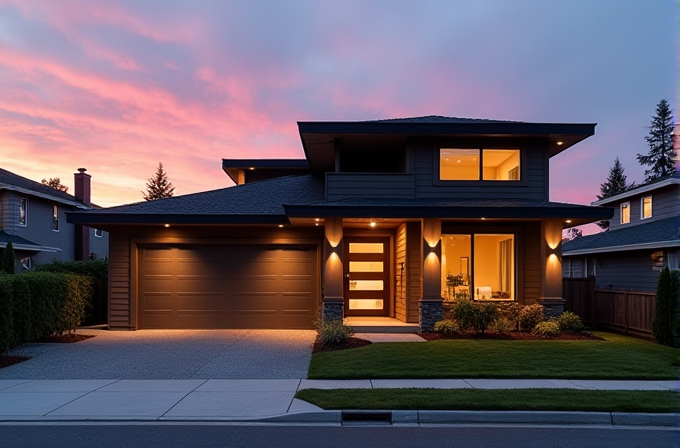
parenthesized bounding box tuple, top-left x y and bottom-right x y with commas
(563, 240, 680, 256)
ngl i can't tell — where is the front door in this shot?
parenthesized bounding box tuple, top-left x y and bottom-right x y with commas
(343, 236, 390, 316)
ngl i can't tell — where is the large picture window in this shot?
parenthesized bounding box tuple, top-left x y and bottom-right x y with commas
(440, 149, 520, 181)
(442, 233, 515, 301)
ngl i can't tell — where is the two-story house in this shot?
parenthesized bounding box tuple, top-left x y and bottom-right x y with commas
(67, 116, 610, 331)
(562, 171, 680, 291)
(0, 168, 108, 270)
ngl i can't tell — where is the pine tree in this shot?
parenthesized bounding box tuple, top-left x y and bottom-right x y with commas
(637, 99, 676, 182)
(596, 157, 635, 231)
(142, 163, 175, 201)
(41, 178, 69, 193)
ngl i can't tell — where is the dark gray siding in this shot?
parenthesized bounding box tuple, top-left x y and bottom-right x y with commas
(89, 227, 109, 260)
(326, 173, 415, 200)
(411, 139, 549, 200)
(608, 185, 679, 231)
(591, 249, 664, 292)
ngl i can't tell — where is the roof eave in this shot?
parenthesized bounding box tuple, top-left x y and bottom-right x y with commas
(592, 178, 680, 205)
(66, 212, 289, 225)
(563, 240, 680, 256)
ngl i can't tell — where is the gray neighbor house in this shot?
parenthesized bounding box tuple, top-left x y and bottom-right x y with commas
(67, 116, 611, 332)
(562, 170, 680, 291)
(0, 167, 108, 270)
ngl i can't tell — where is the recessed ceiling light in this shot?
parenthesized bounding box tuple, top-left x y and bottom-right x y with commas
(457, 160, 461, 163)
(278, 224, 284, 228)
(315, 218, 320, 222)
(370, 222, 376, 227)
(557, 141, 563, 146)
(481, 217, 486, 220)
(164, 224, 170, 228)
(249, 167, 255, 170)
(565, 220, 572, 224)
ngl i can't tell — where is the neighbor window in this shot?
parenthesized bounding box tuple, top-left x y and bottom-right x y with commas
(19, 197, 27, 226)
(94, 228, 103, 238)
(441, 233, 515, 301)
(620, 202, 630, 224)
(440, 149, 520, 181)
(52, 205, 59, 231)
(641, 196, 652, 219)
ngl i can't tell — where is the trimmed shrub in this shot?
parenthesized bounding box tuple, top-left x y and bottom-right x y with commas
(52, 274, 92, 335)
(492, 316, 514, 333)
(451, 299, 476, 331)
(652, 267, 676, 346)
(519, 304, 544, 331)
(434, 319, 459, 336)
(10, 275, 31, 346)
(0, 275, 14, 353)
(35, 259, 108, 279)
(557, 311, 584, 332)
(472, 302, 498, 334)
(533, 320, 561, 337)
(317, 319, 354, 347)
(498, 302, 522, 331)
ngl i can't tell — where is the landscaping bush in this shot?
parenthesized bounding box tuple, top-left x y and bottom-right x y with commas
(317, 318, 355, 347)
(532, 320, 561, 337)
(472, 302, 498, 334)
(35, 259, 108, 279)
(498, 302, 522, 331)
(52, 274, 92, 335)
(10, 275, 32, 346)
(652, 268, 678, 346)
(434, 319, 459, 336)
(0, 275, 14, 353)
(519, 304, 544, 331)
(491, 316, 514, 333)
(451, 299, 476, 331)
(557, 311, 584, 332)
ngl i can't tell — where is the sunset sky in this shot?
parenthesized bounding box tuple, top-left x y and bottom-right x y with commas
(0, 1, 676, 230)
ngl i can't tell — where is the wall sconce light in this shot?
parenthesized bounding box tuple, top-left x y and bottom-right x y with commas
(164, 224, 170, 228)
(370, 221, 376, 228)
(278, 224, 284, 228)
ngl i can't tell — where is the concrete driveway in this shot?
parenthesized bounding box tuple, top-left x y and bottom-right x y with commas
(0, 329, 317, 380)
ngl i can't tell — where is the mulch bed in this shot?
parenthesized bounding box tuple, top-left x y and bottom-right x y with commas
(418, 331, 604, 341)
(0, 355, 30, 369)
(32, 334, 95, 343)
(312, 337, 373, 354)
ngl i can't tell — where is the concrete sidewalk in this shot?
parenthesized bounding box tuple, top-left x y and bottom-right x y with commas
(0, 378, 677, 425)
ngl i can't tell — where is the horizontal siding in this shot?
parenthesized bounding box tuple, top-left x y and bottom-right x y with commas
(593, 250, 662, 292)
(412, 139, 548, 200)
(108, 231, 131, 327)
(608, 185, 679, 231)
(326, 173, 415, 200)
(523, 222, 541, 304)
(406, 222, 421, 323)
(394, 224, 407, 322)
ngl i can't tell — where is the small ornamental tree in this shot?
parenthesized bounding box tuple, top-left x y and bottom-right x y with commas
(41, 177, 69, 193)
(637, 99, 676, 183)
(2, 241, 16, 274)
(143, 163, 175, 201)
(652, 267, 678, 346)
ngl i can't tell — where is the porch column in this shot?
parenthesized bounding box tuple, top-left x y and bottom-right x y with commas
(420, 218, 443, 332)
(322, 217, 344, 321)
(539, 219, 565, 318)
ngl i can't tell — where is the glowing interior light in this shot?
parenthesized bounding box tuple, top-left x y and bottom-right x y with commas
(370, 222, 376, 227)
(164, 224, 170, 228)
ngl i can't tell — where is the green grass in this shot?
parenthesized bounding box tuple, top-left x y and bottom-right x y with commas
(308, 332, 679, 380)
(295, 388, 680, 413)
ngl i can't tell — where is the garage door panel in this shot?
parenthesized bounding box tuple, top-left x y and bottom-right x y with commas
(140, 245, 317, 329)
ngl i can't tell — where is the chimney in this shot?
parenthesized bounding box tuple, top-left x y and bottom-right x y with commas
(74, 168, 91, 261)
(74, 168, 91, 207)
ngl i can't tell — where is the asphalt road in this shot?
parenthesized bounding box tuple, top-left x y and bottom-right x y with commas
(2, 424, 677, 448)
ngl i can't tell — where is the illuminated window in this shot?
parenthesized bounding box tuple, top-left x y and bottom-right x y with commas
(620, 202, 630, 224)
(52, 205, 59, 231)
(440, 149, 520, 181)
(94, 228, 103, 238)
(441, 233, 515, 301)
(19, 198, 27, 226)
(641, 196, 652, 219)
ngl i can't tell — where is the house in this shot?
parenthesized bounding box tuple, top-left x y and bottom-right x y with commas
(562, 170, 680, 291)
(0, 168, 108, 270)
(67, 116, 611, 331)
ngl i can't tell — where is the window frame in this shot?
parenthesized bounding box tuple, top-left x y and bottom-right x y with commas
(641, 196, 652, 220)
(18, 197, 27, 227)
(94, 228, 103, 238)
(52, 204, 59, 232)
(620, 201, 630, 224)
(435, 146, 526, 185)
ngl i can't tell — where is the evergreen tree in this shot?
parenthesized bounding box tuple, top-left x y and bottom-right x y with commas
(142, 163, 175, 201)
(637, 99, 676, 182)
(563, 227, 582, 241)
(2, 241, 16, 274)
(596, 157, 635, 231)
(41, 178, 69, 193)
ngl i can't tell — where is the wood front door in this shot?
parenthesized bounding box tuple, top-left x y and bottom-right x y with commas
(343, 236, 390, 316)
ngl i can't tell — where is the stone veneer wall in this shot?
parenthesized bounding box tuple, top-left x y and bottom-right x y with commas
(322, 302, 344, 322)
(419, 300, 443, 332)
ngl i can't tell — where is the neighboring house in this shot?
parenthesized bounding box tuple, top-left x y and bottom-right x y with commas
(0, 168, 109, 270)
(563, 171, 680, 291)
(67, 116, 611, 331)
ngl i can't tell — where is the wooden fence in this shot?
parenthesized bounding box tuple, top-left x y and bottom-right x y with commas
(563, 277, 656, 337)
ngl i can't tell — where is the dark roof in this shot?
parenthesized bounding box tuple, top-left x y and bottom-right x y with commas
(0, 167, 81, 205)
(221, 159, 310, 184)
(0, 230, 42, 248)
(298, 116, 596, 172)
(284, 198, 612, 222)
(67, 175, 326, 225)
(563, 217, 680, 254)
(593, 170, 680, 205)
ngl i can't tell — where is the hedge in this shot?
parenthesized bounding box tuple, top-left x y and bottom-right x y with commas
(35, 259, 108, 279)
(0, 272, 92, 353)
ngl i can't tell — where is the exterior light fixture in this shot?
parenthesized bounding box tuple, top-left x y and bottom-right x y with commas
(278, 224, 284, 228)
(315, 218, 320, 222)
(164, 224, 170, 228)
(565, 219, 572, 224)
(249, 167, 255, 170)
(370, 222, 376, 228)
(481, 217, 486, 220)
(557, 141, 563, 146)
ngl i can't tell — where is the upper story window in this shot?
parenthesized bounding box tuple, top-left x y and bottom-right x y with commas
(641, 196, 652, 219)
(52, 205, 59, 231)
(19, 197, 27, 227)
(440, 148, 520, 181)
(620, 202, 630, 224)
(94, 228, 103, 238)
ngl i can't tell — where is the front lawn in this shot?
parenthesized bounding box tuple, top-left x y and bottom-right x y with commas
(308, 331, 679, 380)
(295, 388, 680, 413)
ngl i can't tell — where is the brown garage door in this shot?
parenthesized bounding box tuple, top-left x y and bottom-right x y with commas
(139, 245, 317, 329)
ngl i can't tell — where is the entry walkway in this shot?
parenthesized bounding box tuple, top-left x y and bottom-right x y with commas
(0, 378, 676, 422)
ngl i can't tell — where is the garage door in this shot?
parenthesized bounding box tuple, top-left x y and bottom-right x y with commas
(139, 245, 317, 329)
